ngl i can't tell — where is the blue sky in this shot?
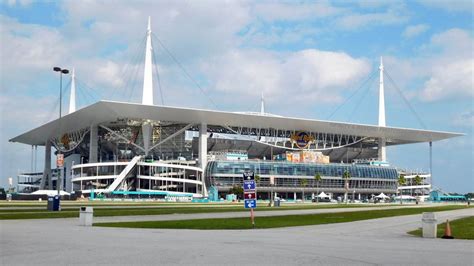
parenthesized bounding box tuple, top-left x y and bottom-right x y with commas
(0, 0, 472, 193)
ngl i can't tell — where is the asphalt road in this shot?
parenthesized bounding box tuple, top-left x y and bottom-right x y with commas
(1, 207, 472, 265)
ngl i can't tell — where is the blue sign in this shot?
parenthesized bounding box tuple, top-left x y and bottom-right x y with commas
(244, 199, 256, 209)
(243, 180, 256, 191)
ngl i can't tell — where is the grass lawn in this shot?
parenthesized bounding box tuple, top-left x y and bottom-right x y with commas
(0, 203, 392, 220)
(408, 216, 474, 240)
(94, 205, 472, 230)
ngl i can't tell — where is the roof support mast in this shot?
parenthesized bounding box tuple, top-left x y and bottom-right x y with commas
(142, 16, 154, 155)
(68, 68, 76, 114)
(378, 57, 387, 162)
(142, 16, 154, 106)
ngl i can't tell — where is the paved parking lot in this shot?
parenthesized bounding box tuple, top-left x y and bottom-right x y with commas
(1, 208, 472, 265)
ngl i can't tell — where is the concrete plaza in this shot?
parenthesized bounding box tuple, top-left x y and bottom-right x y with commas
(1, 207, 472, 265)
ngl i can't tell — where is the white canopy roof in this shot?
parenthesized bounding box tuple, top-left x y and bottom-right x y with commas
(317, 192, 330, 198)
(375, 192, 389, 198)
(10, 100, 463, 146)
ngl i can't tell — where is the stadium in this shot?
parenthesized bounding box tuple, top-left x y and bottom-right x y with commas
(9, 19, 462, 202)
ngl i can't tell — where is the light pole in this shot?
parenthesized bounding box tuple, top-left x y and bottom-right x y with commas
(53, 67, 69, 208)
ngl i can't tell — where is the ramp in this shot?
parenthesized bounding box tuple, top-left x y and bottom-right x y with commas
(105, 156, 141, 193)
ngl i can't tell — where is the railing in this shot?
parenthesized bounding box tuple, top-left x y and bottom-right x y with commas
(71, 159, 205, 196)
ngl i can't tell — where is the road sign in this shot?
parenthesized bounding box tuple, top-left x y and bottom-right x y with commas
(243, 180, 256, 191)
(244, 199, 256, 209)
(244, 192, 256, 200)
(243, 171, 254, 181)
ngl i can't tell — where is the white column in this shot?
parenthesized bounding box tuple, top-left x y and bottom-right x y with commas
(378, 56, 387, 162)
(142, 16, 154, 105)
(199, 123, 208, 196)
(89, 124, 98, 163)
(293, 192, 297, 201)
(41, 140, 52, 190)
(378, 138, 386, 161)
(142, 122, 152, 156)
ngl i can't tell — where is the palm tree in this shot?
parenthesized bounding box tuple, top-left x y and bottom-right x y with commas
(314, 173, 322, 203)
(343, 170, 351, 204)
(254, 175, 261, 200)
(255, 174, 261, 185)
(414, 175, 422, 200)
(300, 179, 308, 202)
(398, 174, 406, 205)
(229, 185, 243, 200)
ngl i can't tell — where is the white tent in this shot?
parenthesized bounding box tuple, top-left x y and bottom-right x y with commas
(317, 192, 330, 198)
(375, 192, 389, 199)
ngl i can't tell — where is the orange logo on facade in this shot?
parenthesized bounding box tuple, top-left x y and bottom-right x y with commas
(290, 132, 314, 149)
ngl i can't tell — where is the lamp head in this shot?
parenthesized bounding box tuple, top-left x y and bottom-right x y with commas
(61, 69, 69, 74)
(53, 67, 61, 72)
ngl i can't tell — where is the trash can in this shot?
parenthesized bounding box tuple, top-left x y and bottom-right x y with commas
(274, 199, 281, 207)
(422, 212, 437, 238)
(47, 195, 60, 211)
(79, 207, 94, 226)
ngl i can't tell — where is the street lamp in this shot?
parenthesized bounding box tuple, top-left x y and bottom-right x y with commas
(53, 66, 69, 208)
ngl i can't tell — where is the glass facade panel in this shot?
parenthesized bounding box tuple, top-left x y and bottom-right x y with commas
(209, 161, 398, 180)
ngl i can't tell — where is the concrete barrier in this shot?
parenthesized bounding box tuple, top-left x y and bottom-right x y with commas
(422, 212, 437, 238)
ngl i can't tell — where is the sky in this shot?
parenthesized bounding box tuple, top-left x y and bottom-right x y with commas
(0, 0, 472, 193)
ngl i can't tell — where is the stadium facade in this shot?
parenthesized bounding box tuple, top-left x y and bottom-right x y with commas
(10, 18, 462, 201)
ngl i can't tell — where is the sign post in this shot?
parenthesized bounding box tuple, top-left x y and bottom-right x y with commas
(243, 171, 256, 228)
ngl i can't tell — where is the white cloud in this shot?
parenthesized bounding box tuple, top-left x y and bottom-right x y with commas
(201, 49, 371, 106)
(430, 28, 472, 57)
(417, 0, 473, 13)
(453, 110, 474, 128)
(355, 0, 404, 9)
(252, 1, 342, 21)
(380, 29, 473, 102)
(336, 9, 409, 30)
(402, 24, 430, 38)
(0, 15, 70, 89)
(419, 29, 474, 101)
(420, 58, 473, 101)
(6, 0, 32, 7)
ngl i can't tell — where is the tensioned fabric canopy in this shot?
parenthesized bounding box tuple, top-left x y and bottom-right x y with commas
(10, 100, 463, 146)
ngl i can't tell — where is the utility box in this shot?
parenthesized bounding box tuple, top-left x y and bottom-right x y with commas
(47, 196, 60, 211)
(422, 212, 437, 238)
(79, 206, 93, 226)
(274, 199, 281, 207)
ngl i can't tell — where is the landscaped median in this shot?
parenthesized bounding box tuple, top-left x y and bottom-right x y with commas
(0, 203, 391, 220)
(408, 216, 474, 240)
(93, 205, 472, 230)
